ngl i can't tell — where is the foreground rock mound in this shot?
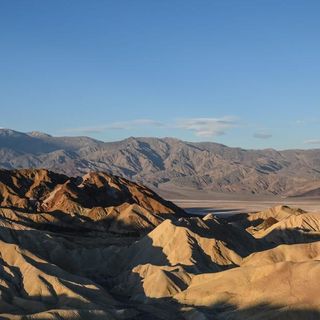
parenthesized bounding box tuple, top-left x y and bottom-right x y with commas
(0, 169, 183, 234)
(229, 205, 320, 245)
(0, 170, 320, 319)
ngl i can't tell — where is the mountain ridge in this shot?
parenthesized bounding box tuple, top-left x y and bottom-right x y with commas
(1, 128, 320, 197)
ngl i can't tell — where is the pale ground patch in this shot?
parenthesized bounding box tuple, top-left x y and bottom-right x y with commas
(172, 199, 320, 216)
(160, 188, 320, 216)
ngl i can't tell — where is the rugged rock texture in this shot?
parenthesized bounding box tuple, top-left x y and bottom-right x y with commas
(0, 170, 320, 319)
(1, 129, 320, 196)
(0, 168, 183, 235)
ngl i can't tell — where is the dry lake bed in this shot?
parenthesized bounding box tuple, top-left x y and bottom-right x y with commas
(170, 197, 320, 216)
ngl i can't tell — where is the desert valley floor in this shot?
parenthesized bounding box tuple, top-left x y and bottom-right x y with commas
(173, 197, 320, 216)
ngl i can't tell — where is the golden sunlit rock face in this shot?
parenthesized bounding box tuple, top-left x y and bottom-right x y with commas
(0, 169, 320, 319)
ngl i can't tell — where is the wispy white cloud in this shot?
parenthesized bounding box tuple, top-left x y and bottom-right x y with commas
(253, 132, 272, 139)
(295, 119, 320, 126)
(176, 117, 237, 138)
(63, 119, 164, 134)
(62, 116, 237, 138)
(304, 139, 320, 145)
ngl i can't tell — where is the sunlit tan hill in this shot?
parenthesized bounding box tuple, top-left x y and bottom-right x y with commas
(0, 168, 184, 235)
(228, 205, 320, 245)
(0, 169, 320, 319)
(175, 260, 320, 318)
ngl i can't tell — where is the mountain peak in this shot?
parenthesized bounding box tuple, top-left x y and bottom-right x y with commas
(0, 128, 27, 137)
(27, 131, 52, 138)
(0, 129, 320, 196)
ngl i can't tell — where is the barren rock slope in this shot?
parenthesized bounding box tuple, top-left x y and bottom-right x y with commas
(0, 170, 319, 319)
(1, 129, 320, 196)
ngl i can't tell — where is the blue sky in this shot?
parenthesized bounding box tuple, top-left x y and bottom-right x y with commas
(0, 0, 319, 149)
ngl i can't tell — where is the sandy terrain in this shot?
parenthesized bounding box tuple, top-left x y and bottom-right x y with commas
(1, 169, 320, 319)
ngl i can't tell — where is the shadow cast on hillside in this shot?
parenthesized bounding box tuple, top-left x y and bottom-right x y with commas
(194, 301, 320, 320)
(0, 223, 320, 319)
(0, 208, 153, 238)
(2, 288, 320, 320)
(0, 296, 319, 320)
(121, 269, 320, 319)
(225, 212, 320, 245)
(0, 294, 121, 320)
(262, 228, 320, 245)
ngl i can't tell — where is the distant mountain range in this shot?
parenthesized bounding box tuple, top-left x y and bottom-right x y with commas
(1, 128, 320, 197)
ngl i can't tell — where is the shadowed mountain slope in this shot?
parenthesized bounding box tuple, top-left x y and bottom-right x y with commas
(0, 169, 184, 235)
(1, 129, 320, 196)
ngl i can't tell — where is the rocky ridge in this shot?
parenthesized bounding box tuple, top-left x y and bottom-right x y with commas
(1, 129, 320, 196)
(0, 169, 319, 319)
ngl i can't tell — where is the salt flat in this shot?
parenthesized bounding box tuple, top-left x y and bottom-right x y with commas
(171, 197, 320, 216)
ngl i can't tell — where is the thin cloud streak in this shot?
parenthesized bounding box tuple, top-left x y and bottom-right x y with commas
(253, 132, 272, 139)
(63, 119, 164, 134)
(62, 116, 237, 138)
(176, 117, 237, 138)
(304, 139, 320, 145)
(295, 119, 320, 126)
